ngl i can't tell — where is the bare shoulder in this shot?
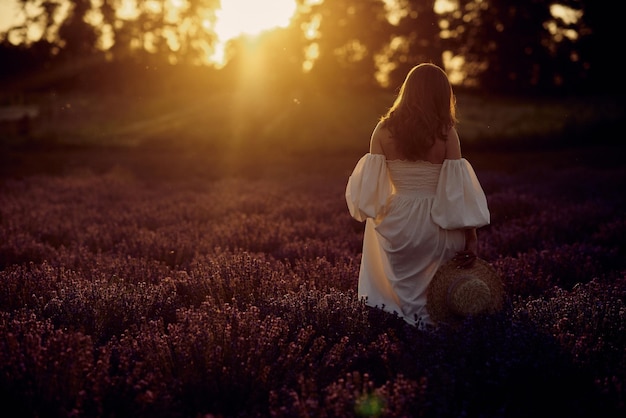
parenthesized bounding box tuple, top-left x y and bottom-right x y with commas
(369, 120, 390, 155)
(445, 126, 462, 160)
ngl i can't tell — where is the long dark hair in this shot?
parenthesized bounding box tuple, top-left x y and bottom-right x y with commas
(380, 63, 457, 160)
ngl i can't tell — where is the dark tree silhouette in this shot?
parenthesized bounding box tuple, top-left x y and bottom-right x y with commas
(0, 40, 55, 92)
(575, 0, 623, 93)
(444, 0, 555, 95)
(386, 0, 444, 90)
(299, 0, 393, 90)
(0, 0, 620, 95)
(57, 0, 98, 59)
(542, 2, 590, 94)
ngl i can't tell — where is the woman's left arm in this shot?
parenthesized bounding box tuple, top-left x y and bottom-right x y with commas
(369, 121, 386, 155)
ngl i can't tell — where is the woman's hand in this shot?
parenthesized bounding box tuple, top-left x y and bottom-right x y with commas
(454, 250, 476, 268)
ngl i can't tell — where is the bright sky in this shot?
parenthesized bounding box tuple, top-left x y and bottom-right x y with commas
(0, 1, 19, 32)
(214, 0, 296, 39)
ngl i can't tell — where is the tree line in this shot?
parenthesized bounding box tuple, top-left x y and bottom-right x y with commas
(0, 0, 620, 96)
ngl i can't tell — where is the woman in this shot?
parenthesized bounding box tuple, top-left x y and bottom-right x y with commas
(345, 63, 490, 329)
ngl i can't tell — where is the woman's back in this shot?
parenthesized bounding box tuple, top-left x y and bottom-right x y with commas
(370, 121, 459, 163)
(386, 160, 441, 196)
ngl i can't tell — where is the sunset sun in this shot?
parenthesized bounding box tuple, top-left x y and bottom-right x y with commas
(214, 0, 297, 39)
(210, 0, 298, 65)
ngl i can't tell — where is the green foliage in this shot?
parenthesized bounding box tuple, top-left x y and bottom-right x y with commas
(3, 89, 623, 158)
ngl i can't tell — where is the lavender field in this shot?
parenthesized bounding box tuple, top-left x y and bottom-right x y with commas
(0, 143, 625, 417)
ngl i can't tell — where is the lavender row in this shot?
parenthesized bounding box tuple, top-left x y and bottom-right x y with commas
(0, 161, 624, 417)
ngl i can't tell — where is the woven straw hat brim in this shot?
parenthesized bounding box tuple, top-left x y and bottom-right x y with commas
(427, 257, 504, 325)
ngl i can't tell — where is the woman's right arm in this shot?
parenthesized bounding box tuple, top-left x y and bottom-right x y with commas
(448, 127, 480, 254)
(464, 228, 478, 254)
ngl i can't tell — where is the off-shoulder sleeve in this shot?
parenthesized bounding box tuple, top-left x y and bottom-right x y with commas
(345, 153, 392, 222)
(432, 158, 490, 229)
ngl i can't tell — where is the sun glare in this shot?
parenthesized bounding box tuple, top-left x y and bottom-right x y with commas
(210, 0, 297, 66)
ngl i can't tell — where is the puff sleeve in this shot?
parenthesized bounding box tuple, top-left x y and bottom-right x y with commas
(345, 153, 393, 222)
(431, 158, 490, 229)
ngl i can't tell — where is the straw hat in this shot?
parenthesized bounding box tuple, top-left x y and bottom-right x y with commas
(427, 252, 504, 325)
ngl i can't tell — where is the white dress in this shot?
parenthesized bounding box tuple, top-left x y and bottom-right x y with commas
(345, 153, 490, 328)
